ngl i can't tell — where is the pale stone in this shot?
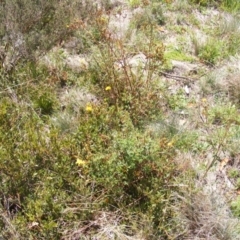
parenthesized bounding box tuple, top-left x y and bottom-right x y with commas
(172, 60, 197, 74)
(65, 55, 89, 73)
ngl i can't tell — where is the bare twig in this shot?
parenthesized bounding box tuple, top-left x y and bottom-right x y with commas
(159, 71, 197, 83)
(0, 80, 34, 94)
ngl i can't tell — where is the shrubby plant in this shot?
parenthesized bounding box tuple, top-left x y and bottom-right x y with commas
(0, 0, 100, 71)
(89, 14, 165, 126)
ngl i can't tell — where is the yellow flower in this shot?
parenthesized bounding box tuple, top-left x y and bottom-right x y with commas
(201, 98, 207, 103)
(76, 158, 87, 167)
(85, 103, 93, 112)
(167, 140, 174, 147)
(105, 86, 111, 91)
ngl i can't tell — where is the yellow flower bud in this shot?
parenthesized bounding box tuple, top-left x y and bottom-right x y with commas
(105, 86, 111, 91)
(76, 158, 87, 167)
(85, 103, 93, 112)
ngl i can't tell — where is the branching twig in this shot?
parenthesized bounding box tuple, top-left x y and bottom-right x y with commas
(0, 80, 34, 94)
(159, 71, 197, 83)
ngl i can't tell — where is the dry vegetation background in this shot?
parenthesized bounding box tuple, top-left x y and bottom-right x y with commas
(1, 0, 240, 239)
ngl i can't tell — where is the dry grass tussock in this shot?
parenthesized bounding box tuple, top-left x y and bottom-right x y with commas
(173, 183, 239, 240)
(61, 210, 151, 240)
(225, 73, 240, 107)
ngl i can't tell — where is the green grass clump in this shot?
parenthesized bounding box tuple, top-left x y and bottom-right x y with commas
(189, 0, 240, 12)
(221, 0, 240, 12)
(34, 92, 56, 115)
(189, 0, 217, 7)
(165, 47, 195, 62)
(231, 196, 240, 217)
(196, 39, 223, 65)
(207, 103, 240, 125)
